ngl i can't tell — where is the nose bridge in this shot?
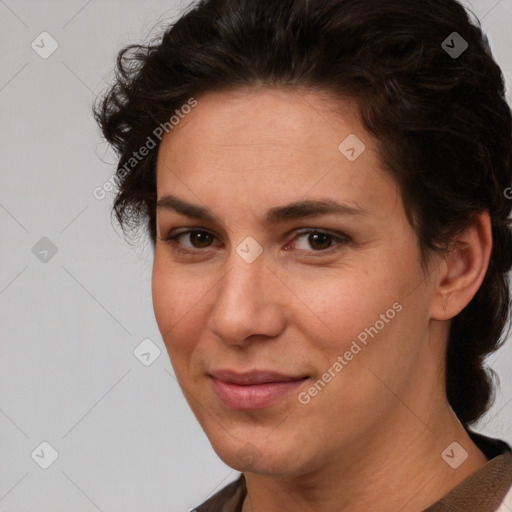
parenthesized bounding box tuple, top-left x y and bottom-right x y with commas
(219, 232, 268, 299)
(208, 247, 281, 343)
(218, 250, 268, 312)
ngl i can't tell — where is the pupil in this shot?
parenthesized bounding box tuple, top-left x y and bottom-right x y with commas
(310, 232, 330, 250)
(193, 232, 211, 247)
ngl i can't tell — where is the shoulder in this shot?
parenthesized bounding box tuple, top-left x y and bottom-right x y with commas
(194, 473, 246, 512)
(496, 485, 512, 512)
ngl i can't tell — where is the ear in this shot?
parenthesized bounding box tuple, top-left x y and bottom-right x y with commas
(430, 210, 492, 320)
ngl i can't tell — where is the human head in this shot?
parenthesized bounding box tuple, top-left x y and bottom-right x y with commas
(94, 0, 512, 432)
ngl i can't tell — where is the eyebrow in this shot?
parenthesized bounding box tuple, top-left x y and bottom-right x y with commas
(156, 194, 367, 225)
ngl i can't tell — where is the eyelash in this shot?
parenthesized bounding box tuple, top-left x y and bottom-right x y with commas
(159, 228, 349, 257)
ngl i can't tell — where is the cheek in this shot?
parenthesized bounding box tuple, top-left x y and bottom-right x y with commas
(151, 263, 177, 339)
(151, 257, 204, 361)
(282, 264, 406, 355)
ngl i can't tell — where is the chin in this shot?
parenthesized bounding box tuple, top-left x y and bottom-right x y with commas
(208, 429, 305, 475)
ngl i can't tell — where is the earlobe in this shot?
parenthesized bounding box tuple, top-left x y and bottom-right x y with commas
(431, 211, 492, 321)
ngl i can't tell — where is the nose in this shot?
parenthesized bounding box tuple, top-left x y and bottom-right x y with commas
(207, 251, 286, 346)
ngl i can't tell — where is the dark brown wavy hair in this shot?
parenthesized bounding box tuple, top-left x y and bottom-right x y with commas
(94, 0, 512, 425)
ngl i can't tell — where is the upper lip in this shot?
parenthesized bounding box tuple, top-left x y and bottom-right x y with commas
(209, 369, 309, 385)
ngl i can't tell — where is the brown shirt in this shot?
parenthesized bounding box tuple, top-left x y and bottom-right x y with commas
(194, 430, 512, 512)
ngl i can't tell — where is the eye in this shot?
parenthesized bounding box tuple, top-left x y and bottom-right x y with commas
(159, 228, 349, 256)
(160, 229, 219, 253)
(286, 229, 349, 254)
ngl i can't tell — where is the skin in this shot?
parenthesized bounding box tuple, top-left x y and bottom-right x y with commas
(151, 87, 492, 511)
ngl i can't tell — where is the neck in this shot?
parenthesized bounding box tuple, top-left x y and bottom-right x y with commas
(241, 404, 488, 512)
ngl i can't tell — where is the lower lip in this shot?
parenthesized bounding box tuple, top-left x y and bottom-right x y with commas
(211, 377, 308, 410)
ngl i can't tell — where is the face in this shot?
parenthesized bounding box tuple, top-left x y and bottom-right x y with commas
(152, 87, 439, 476)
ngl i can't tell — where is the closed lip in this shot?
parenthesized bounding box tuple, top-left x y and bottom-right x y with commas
(209, 369, 309, 385)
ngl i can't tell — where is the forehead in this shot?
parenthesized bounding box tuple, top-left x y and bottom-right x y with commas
(155, 88, 396, 219)
(157, 87, 363, 167)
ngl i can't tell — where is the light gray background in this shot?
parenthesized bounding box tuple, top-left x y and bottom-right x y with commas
(1, 1, 511, 511)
